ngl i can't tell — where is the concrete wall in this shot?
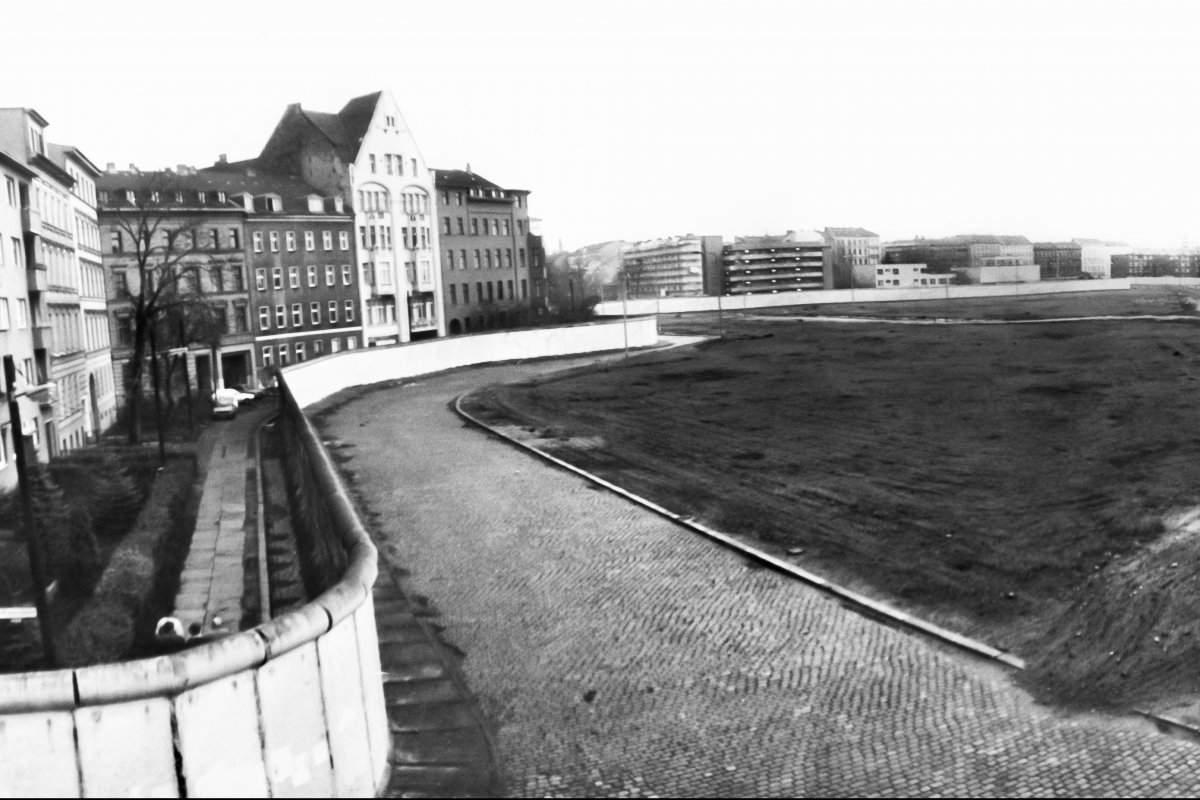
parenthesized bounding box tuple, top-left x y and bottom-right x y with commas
(283, 316, 660, 408)
(593, 278, 1133, 317)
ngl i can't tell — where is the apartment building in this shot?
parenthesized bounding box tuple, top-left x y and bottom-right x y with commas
(1111, 250, 1200, 278)
(723, 230, 830, 295)
(0, 108, 116, 457)
(872, 263, 953, 288)
(257, 90, 444, 345)
(433, 168, 547, 334)
(824, 227, 881, 289)
(618, 234, 723, 299)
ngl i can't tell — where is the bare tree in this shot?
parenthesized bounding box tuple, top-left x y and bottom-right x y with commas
(102, 177, 217, 444)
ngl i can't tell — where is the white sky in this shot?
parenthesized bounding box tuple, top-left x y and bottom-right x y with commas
(3, 0, 1199, 251)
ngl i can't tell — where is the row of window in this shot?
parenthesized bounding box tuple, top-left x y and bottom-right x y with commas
(359, 224, 429, 251)
(253, 229, 349, 254)
(446, 279, 528, 305)
(254, 265, 354, 291)
(112, 264, 246, 297)
(110, 228, 242, 254)
(444, 247, 526, 271)
(368, 153, 418, 178)
(258, 301, 356, 330)
(261, 336, 356, 367)
(440, 216, 526, 238)
(437, 189, 525, 209)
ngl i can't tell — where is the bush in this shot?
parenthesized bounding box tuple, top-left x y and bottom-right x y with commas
(0, 469, 100, 599)
(57, 457, 196, 667)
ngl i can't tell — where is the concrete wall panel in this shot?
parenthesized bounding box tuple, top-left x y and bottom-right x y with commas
(76, 698, 177, 798)
(174, 671, 269, 798)
(256, 642, 334, 798)
(317, 617, 374, 798)
(353, 598, 389, 784)
(0, 711, 80, 797)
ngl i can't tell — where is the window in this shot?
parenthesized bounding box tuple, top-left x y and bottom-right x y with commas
(463, 283, 470, 303)
(228, 229, 240, 249)
(505, 249, 512, 268)
(235, 304, 249, 332)
(490, 219, 499, 236)
(4, 176, 15, 206)
(314, 339, 323, 355)
(360, 225, 368, 248)
(114, 271, 129, 295)
(471, 218, 479, 236)
(295, 342, 306, 363)
(369, 154, 376, 174)
(197, 191, 206, 203)
(473, 249, 481, 269)
(485, 250, 493, 269)
(507, 279, 514, 298)
(212, 266, 225, 292)
(253, 231, 263, 253)
(411, 158, 417, 175)
(347, 337, 357, 350)
(455, 192, 462, 206)
(442, 217, 451, 235)
(256, 268, 267, 291)
(518, 220, 525, 235)
(457, 218, 464, 235)
(449, 285, 457, 305)
(325, 265, 335, 286)
(262, 346, 273, 367)
(328, 301, 338, 323)
(210, 228, 220, 249)
(110, 231, 123, 253)
(322, 231, 332, 251)
(305, 231, 315, 251)
(501, 219, 509, 236)
(460, 249, 468, 270)
(269, 232, 279, 252)
(344, 300, 355, 321)
(496, 281, 503, 300)
(279, 344, 289, 365)
(272, 267, 283, 290)
(339, 231, 349, 250)
(331, 338, 341, 353)
(292, 303, 302, 326)
(341, 265, 352, 285)
(287, 266, 299, 289)
(445, 250, 455, 270)
(311, 302, 321, 324)
(259, 306, 270, 330)
(286, 231, 296, 251)
(275, 305, 286, 327)
(519, 248, 526, 268)
(0, 298, 9, 330)
(521, 278, 528, 299)
(476, 282, 483, 302)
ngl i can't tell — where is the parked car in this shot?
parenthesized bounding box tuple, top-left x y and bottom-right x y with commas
(211, 388, 239, 420)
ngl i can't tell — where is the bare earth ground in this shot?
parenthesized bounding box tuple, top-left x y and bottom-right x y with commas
(462, 287, 1200, 711)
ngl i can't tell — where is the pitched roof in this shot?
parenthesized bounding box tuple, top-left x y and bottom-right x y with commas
(824, 227, 878, 239)
(337, 92, 381, 159)
(99, 167, 347, 216)
(434, 168, 503, 191)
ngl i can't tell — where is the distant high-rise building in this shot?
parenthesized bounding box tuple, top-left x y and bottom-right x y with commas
(619, 234, 723, 298)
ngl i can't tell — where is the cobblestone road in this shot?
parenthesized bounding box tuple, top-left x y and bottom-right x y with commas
(318, 356, 1200, 798)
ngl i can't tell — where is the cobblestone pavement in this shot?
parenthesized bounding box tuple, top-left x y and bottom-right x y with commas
(318, 356, 1200, 798)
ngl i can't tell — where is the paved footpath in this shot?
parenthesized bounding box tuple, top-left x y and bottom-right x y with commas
(318, 355, 1200, 798)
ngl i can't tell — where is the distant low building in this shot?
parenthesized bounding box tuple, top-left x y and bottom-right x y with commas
(1111, 250, 1200, 278)
(872, 263, 953, 289)
(824, 227, 880, 289)
(884, 234, 1039, 284)
(723, 230, 829, 295)
(619, 234, 723, 298)
(1034, 238, 1115, 280)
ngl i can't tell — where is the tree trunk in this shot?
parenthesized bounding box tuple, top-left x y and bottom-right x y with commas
(125, 320, 148, 445)
(149, 324, 166, 466)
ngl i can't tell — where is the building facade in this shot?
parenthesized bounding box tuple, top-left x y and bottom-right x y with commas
(618, 234, 723, 299)
(1111, 250, 1200, 278)
(1033, 242, 1084, 280)
(883, 235, 1039, 284)
(872, 263, 953, 288)
(722, 230, 830, 295)
(0, 149, 45, 491)
(433, 168, 547, 334)
(257, 90, 445, 345)
(824, 227, 881, 289)
(0, 108, 116, 459)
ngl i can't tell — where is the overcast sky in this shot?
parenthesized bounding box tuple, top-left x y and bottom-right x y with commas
(3, 0, 1199, 251)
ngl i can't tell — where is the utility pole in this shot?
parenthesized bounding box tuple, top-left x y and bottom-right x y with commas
(621, 271, 630, 359)
(3, 356, 57, 667)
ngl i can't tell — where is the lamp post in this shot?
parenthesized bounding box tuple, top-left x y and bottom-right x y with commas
(621, 271, 630, 359)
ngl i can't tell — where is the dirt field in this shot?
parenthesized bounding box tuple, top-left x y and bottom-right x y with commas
(462, 287, 1200, 709)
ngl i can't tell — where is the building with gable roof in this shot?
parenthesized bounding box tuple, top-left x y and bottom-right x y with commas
(257, 90, 444, 345)
(823, 227, 881, 289)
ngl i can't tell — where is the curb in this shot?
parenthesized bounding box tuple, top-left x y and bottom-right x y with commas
(452, 393, 1026, 672)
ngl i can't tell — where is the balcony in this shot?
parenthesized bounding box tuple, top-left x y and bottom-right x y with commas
(22, 207, 73, 246)
(30, 324, 51, 350)
(26, 264, 48, 292)
(409, 310, 437, 332)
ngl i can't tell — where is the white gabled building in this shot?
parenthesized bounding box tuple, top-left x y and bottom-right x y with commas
(257, 90, 445, 346)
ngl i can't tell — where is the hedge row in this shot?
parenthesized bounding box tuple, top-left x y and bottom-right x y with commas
(57, 456, 197, 667)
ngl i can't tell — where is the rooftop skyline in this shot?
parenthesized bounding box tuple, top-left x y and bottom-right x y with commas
(4, 0, 1200, 252)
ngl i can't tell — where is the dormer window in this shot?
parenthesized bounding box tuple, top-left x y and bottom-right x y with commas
(150, 191, 160, 203)
(217, 191, 226, 203)
(175, 192, 184, 203)
(29, 126, 44, 156)
(198, 191, 207, 203)
(333, 196, 344, 213)
(306, 195, 323, 214)
(125, 190, 135, 204)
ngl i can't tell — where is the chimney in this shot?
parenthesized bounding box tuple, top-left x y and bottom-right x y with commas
(218, 153, 227, 165)
(466, 162, 472, 174)
(128, 163, 139, 172)
(105, 162, 116, 172)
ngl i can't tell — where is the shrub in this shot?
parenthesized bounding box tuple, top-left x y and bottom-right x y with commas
(0, 468, 100, 599)
(57, 457, 196, 667)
